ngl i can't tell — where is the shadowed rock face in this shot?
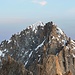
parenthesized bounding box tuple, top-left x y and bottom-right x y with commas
(0, 21, 75, 75)
(0, 56, 33, 75)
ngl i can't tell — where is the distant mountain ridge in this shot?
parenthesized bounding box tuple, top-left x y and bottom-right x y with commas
(0, 21, 75, 75)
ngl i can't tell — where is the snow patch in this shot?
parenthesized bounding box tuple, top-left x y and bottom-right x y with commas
(49, 40, 51, 44)
(31, 21, 44, 32)
(4, 49, 8, 52)
(10, 47, 12, 49)
(2, 53, 5, 57)
(25, 51, 28, 55)
(0, 50, 5, 57)
(71, 46, 75, 50)
(71, 40, 75, 46)
(19, 35, 21, 37)
(56, 53, 58, 56)
(25, 61, 28, 66)
(62, 39, 67, 45)
(57, 27, 63, 35)
(8, 39, 11, 43)
(34, 30, 37, 33)
(38, 58, 41, 62)
(56, 37, 59, 41)
(35, 39, 45, 51)
(73, 47, 75, 50)
(71, 40, 75, 43)
(58, 35, 61, 38)
(29, 51, 33, 57)
(66, 46, 69, 50)
(4, 49, 7, 52)
(71, 40, 75, 45)
(52, 36, 55, 39)
(0, 51, 2, 56)
(38, 55, 41, 57)
(72, 53, 75, 58)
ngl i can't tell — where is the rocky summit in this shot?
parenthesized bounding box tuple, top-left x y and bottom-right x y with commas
(0, 21, 75, 75)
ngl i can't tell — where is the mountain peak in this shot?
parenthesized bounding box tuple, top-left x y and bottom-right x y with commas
(27, 21, 44, 31)
(0, 21, 75, 75)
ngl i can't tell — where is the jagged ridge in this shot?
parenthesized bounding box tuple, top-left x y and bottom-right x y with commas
(0, 21, 75, 75)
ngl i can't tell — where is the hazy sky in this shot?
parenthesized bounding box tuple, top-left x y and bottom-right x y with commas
(0, 0, 75, 42)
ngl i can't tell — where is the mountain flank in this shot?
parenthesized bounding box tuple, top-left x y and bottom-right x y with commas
(0, 21, 75, 75)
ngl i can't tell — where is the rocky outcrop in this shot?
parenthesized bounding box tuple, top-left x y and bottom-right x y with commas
(0, 56, 33, 75)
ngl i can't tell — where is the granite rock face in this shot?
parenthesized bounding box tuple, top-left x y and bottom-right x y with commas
(0, 21, 75, 75)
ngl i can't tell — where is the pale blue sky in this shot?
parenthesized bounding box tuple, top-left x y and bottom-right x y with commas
(0, 0, 75, 42)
